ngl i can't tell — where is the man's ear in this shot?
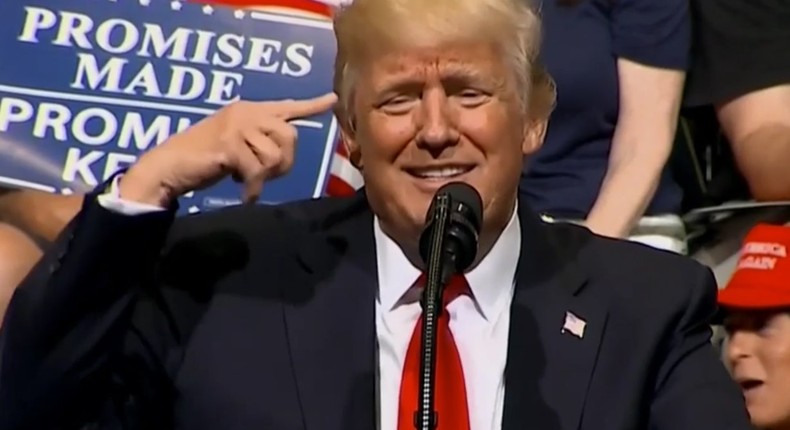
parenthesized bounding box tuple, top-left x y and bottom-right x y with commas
(340, 122, 363, 170)
(522, 118, 548, 156)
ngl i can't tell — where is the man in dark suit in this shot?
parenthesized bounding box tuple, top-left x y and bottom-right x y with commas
(0, 0, 750, 428)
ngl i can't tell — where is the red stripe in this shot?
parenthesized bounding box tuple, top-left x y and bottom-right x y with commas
(325, 175, 357, 197)
(190, 0, 333, 17)
(334, 138, 348, 157)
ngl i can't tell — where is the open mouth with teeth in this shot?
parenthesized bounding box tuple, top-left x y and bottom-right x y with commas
(405, 165, 475, 180)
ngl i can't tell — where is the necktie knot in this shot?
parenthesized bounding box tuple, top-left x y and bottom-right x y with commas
(442, 275, 470, 308)
(414, 274, 470, 310)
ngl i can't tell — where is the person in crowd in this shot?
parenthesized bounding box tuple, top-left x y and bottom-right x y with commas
(522, 0, 689, 253)
(685, 0, 790, 202)
(0, 0, 750, 429)
(719, 223, 790, 430)
(0, 223, 41, 322)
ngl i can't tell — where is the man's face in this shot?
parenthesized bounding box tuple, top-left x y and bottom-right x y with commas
(725, 311, 790, 429)
(345, 42, 544, 251)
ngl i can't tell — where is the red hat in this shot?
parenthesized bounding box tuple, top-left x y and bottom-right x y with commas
(718, 223, 790, 310)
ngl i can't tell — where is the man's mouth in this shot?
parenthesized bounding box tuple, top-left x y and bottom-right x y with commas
(405, 165, 474, 181)
(738, 378, 764, 392)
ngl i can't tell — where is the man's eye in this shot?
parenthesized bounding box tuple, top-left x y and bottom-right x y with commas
(456, 90, 489, 106)
(388, 96, 412, 105)
(380, 96, 417, 113)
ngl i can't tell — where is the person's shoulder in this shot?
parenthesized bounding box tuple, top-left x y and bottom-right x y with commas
(165, 193, 366, 249)
(175, 192, 362, 227)
(583, 228, 705, 279)
(548, 223, 714, 313)
(547, 222, 700, 269)
(149, 194, 366, 297)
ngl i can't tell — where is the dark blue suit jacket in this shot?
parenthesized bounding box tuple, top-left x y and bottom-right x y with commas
(0, 190, 750, 429)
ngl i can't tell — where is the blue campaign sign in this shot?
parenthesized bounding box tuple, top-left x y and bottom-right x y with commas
(0, 0, 338, 214)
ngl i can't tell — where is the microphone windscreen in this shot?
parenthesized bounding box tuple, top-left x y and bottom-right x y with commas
(439, 182, 483, 232)
(419, 182, 483, 273)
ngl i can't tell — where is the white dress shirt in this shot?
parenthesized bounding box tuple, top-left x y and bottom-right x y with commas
(374, 210, 519, 430)
(98, 185, 520, 430)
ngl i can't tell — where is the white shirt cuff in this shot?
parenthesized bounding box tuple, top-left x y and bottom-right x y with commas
(96, 174, 167, 215)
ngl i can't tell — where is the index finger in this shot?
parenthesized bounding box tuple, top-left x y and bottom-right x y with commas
(278, 92, 338, 120)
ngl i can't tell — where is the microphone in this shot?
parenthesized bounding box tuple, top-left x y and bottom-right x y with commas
(413, 182, 483, 430)
(419, 182, 483, 278)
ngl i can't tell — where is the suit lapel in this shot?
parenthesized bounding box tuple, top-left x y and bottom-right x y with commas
(283, 193, 378, 430)
(503, 204, 609, 430)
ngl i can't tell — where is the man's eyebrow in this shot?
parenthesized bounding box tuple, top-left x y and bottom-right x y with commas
(372, 62, 502, 94)
(433, 63, 486, 81)
(441, 63, 508, 88)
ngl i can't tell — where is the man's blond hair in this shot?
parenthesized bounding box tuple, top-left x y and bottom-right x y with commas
(332, 0, 556, 127)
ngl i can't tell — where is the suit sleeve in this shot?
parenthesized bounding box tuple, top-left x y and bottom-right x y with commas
(0, 192, 176, 429)
(648, 265, 752, 430)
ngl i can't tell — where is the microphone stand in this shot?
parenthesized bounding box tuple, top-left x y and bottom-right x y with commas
(414, 193, 453, 430)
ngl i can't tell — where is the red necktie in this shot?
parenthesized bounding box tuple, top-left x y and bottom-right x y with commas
(397, 275, 471, 430)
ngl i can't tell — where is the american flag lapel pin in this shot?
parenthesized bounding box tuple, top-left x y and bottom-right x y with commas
(562, 311, 586, 339)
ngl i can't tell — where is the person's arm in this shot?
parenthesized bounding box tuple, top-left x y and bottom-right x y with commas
(0, 94, 335, 428)
(0, 223, 42, 322)
(717, 86, 790, 201)
(584, 0, 689, 238)
(0, 189, 177, 428)
(585, 61, 684, 237)
(0, 188, 83, 242)
(648, 266, 752, 429)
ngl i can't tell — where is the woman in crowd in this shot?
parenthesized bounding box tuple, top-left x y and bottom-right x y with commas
(719, 223, 790, 430)
(524, 0, 689, 253)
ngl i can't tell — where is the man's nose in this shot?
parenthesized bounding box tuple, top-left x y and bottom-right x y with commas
(415, 87, 460, 153)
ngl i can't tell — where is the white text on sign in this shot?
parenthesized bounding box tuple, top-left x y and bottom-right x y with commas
(18, 6, 317, 106)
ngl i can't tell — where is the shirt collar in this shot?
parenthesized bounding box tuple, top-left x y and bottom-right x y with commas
(375, 205, 521, 320)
